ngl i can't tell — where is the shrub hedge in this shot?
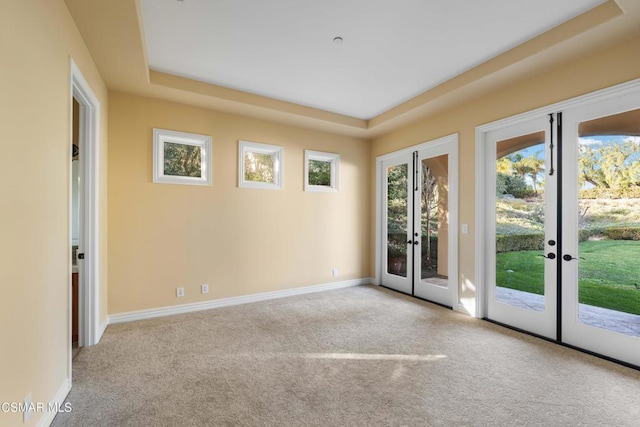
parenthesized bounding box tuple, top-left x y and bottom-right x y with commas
(579, 187, 640, 199)
(496, 233, 544, 253)
(604, 227, 640, 241)
(511, 188, 537, 199)
(579, 228, 606, 242)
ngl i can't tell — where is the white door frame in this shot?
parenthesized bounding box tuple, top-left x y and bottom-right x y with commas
(476, 77, 640, 321)
(375, 133, 459, 310)
(70, 60, 102, 354)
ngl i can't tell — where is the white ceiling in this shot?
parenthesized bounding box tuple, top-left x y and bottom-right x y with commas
(140, 0, 605, 120)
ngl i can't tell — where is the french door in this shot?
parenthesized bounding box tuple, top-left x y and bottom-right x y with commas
(381, 137, 458, 308)
(484, 83, 640, 367)
(485, 116, 557, 339)
(561, 90, 640, 366)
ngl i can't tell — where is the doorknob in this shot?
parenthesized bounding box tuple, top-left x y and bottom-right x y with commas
(563, 254, 584, 261)
(77, 253, 85, 260)
(413, 240, 419, 245)
(538, 253, 556, 259)
(407, 240, 413, 245)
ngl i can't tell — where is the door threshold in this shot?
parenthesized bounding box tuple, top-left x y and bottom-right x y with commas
(483, 317, 640, 372)
(380, 285, 453, 310)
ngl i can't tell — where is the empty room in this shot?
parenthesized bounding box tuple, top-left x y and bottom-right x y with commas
(2, 0, 640, 426)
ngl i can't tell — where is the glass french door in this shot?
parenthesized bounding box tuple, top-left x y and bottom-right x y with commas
(382, 154, 413, 295)
(381, 140, 457, 307)
(485, 84, 640, 367)
(561, 92, 640, 367)
(485, 116, 558, 339)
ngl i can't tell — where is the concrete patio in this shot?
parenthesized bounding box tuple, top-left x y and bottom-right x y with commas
(496, 287, 640, 337)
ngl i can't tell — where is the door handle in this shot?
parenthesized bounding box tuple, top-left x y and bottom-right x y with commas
(407, 240, 413, 245)
(563, 254, 585, 261)
(413, 240, 419, 245)
(77, 253, 85, 260)
(538, 253, 556, 259)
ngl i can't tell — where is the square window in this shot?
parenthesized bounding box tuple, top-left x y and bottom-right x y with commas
(153, 128, 212, 186)
(239, 140, 284, 190)
(305, 150, 339, 192)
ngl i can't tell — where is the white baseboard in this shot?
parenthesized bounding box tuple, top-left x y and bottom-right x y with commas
(37, 378, 71, 427)
(97, 318, 109, 343)
(109, 278, 374, 324)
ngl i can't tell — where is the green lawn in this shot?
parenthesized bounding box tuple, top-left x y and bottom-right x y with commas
(496, 240, 640, 315)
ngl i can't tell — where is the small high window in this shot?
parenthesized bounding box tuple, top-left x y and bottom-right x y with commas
(238, 140, 284, 190)
(305, 150, 339, 192)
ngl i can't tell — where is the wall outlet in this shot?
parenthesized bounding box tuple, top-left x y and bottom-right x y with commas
(201, 284, 209, 294)
(332, 268, 339, 278)
(24, 394, 32, 422)
(176, 287, 185, 297)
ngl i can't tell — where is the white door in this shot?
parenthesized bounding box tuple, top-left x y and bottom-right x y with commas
(413, 146, 458, 307)
(380, 137, 458, 308)
(382, 154, 414, 295)
(561, 91, 640, 367)
(485, 115, 558, 339)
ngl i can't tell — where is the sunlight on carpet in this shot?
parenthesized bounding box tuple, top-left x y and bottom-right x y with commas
(304, 353, 447, 361)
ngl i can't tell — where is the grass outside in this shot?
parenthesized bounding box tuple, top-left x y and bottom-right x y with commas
(496, 240, 640, 315)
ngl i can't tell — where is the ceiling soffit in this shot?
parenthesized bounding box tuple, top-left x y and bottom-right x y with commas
(64, 0, 636, 138)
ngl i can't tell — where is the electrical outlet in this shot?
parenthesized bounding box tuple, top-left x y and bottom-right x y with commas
(176, 287, 185, 297)
(24, 394, 32, 422)
(201, 284, 209, 294)
(332, 268, 339, 278)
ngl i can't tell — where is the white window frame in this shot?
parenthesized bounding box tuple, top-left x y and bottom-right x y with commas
(153, 128, 212, 186)
(238, 140, 284, 190)
(304, 150, 339, 192)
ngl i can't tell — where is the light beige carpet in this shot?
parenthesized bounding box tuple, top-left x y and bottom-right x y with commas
(53, 285, 640, 426)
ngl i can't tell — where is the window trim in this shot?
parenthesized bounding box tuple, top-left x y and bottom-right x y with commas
(238, 140, 284, 190)
(304, 150, 339, 192)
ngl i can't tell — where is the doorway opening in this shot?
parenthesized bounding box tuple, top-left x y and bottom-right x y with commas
(71, 98, 80, 355)
(69, 60, 102, 375)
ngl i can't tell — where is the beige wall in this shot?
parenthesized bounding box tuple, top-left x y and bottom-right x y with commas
(371, 33, 640, 311)
(108, 93, 370, 315)
(0, 1, 108, 426)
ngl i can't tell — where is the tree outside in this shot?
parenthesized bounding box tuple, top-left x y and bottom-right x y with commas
(308, 159, 331, 186)
(387, 164, 408, 275)
(245, 152, 275, 183)
(164, 142, 202, 177)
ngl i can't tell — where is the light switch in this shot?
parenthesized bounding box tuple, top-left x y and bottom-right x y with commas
(462, 224, 469, 234)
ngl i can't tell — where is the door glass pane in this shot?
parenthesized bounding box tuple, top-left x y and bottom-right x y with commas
(421, 155, 448, 287)
(387, 164, 408, 277)
(577, 108, 640, 337)
(494, 132, 546, 311)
